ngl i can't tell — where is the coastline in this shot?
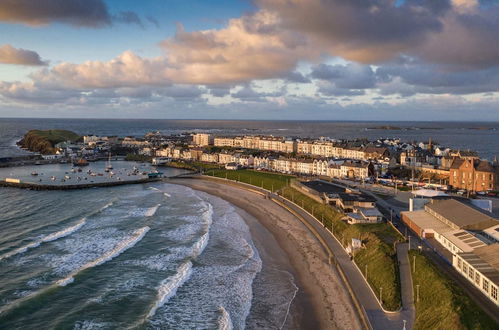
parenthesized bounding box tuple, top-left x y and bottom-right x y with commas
(169, 177, 362, 330)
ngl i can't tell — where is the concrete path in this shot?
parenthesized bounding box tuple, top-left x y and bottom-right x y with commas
(396, 243, 415, 329)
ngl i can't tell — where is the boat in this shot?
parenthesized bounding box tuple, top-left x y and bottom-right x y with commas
(73, 158, 89, 167)
(31, 171, 38, 176)
(105, 153, 113, 171)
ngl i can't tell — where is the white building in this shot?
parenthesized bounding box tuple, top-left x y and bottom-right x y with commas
(192, 133, 211, 146)
(453, 244, 499, 307)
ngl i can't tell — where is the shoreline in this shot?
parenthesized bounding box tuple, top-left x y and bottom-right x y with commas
(169, 177, 362, 330)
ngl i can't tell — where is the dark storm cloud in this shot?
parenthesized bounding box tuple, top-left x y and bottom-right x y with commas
(0, 0, 142, 28)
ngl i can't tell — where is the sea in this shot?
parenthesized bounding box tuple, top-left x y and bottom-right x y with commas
(0, 163, 299, 329)
(0, 118, 498, 329)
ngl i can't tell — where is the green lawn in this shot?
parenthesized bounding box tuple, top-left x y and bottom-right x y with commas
(205, 168, 293, 191)
(409, 250, 497, 330)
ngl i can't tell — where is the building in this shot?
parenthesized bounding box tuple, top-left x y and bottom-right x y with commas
(340, 161, 372, 179)
(192, 133, 212, 146)
(347, 207, 383, 224)
(449, 158, 498, 192)
(401, 199, 498, 259)
(453, 244, 499, 307)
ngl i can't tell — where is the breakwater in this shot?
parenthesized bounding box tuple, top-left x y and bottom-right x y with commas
(0, 177, 161, 190)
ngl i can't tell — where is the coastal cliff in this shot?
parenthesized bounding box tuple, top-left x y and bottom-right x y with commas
(17, 129, 80, 155)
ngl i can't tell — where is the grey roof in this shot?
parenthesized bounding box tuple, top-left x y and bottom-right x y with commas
(460, 244, 499, 286)
(426, 199, 499, 230)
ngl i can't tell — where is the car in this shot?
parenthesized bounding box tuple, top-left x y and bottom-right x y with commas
(457, 190, 466, 195)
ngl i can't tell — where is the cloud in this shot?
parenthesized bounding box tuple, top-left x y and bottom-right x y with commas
(0, 44, 47, 66)
(311, 63, 376, 89)
(0, 0, 142, 27)
(113, 11, 143, 28)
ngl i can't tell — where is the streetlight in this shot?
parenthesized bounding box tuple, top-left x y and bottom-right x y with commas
(403, 320, 407, 330)
(413, 255, 416, 273)
(380, 287, 383, 306)
(365, 264, 368, 280)
(416, 284, 420, 303)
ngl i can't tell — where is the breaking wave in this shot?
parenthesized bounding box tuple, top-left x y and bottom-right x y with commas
(218, 306, 233, 330)
(145, 204, 161, 217)
(0, 218, 87, 261)
(146, 261, 193, 319)
(56, 226, 150, 286)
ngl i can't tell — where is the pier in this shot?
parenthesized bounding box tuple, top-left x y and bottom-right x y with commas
(0, 177, 161, 190)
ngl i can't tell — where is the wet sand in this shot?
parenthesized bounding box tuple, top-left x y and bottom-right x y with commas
(169, 178, 362, 330)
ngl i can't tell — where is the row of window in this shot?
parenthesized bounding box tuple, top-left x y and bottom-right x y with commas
(457, 258, 498, 301)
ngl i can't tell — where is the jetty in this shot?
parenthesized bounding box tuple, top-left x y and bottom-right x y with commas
(0, 177, 161, 190)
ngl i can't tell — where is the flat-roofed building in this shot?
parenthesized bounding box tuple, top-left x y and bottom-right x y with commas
(453, 244, 499, 307)
(401, 198, 498, 259)
(192, 133, 212, 146)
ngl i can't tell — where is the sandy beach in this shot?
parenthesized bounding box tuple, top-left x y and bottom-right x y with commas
(169, 177, 362, 330)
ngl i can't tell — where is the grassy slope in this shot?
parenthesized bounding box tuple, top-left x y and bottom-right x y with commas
(409, 250, 497, 330)
(19, 129, 80, 154)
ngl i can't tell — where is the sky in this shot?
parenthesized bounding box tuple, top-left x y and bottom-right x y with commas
(1, 0, 499, 121)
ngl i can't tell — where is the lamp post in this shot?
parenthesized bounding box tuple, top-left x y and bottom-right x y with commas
(416, 284, 420, 303)
(380, 287, 383, 306)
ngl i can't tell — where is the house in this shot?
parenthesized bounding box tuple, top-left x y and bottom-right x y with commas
(340, 161, 372, 179)
(449, 158, 498, 192)
(347, 207, 383, 224)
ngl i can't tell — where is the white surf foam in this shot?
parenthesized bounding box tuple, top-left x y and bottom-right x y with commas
(0, 218, 87, 261)
(191, 232, 209, 258)
(56, 226, 150, 286)
(218, 306, 233, 330)
(146, 261, 193, 319)
(163, 192, 171, 198)
(145, 204, 161, 217)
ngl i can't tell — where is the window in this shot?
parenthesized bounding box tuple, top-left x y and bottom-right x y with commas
(483, 280, 489, 293)
(492, 286, 498, 301)
(463, 264, 468, 273)
(458, 259, 462, 269)
(469, 268, 474, 279)
(475, 273, 480, 285)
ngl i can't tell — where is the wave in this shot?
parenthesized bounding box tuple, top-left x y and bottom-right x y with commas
(149, 187, 161, 192)
(146, 261, 193, 319)
(0, 218, 87, 261)
(163, 192, 171, 198)
(191, 232, 209, 258)
(145, 204, 161, 217)
(56, 226, 150, 286)
(218, 306, 233, 330)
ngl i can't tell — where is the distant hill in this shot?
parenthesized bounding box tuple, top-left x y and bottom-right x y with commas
(18, 129, 80, 155)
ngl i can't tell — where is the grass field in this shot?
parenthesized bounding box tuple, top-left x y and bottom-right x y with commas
(409, 250, 497, 329)
(205, 168, 293, 191)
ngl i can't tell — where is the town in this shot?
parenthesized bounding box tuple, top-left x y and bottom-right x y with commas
(4, 130, 499, 315)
